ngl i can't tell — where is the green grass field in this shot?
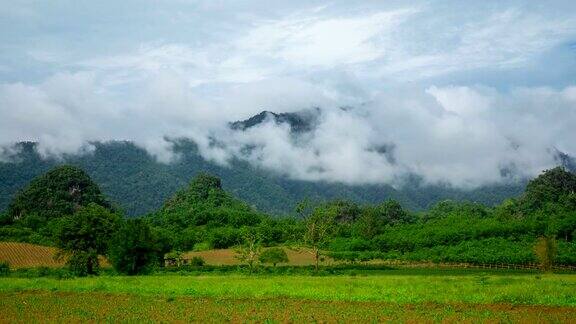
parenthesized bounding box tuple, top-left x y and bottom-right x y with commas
(1, 270, 575, 322)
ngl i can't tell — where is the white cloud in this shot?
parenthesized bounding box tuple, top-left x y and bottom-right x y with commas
(214, 84, 575, 187)
(1, 0, 576, 187)
(1, 64, 576, 187)
(237, 8, 418, 68)
(374, 7, 576, 80)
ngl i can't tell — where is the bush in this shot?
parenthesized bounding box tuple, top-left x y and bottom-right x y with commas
(8, 267, 76, 278)
(66, 251, 99, 277)
(189, 256, 205, 267)
(208, 227, 241, 249)
(37, 266, 50, 277)
(377, 238, 537, 264)
(259, 247, 289, 267)
(0, 261, 9, 276)
(193, 242, 212, 251)
(165, 250, 183, 266)
(534, 236, 557, 271)
(329, 237, 373, 251)
(328, 251, 360, 263)
(557, 241, 576, 265)
(0, 226, 37, 243)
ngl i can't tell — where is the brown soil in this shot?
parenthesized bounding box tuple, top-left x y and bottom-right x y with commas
(1, 291, 574, 323)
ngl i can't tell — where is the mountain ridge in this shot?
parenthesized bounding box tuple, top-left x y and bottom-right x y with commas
(0, 139, 534, 217)
(229, 108, 321, 133)
(4, 109, 574, 217)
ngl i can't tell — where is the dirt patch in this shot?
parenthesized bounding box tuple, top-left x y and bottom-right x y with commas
(1, 291, 575, 323)
(182, 247, 337, 266)
(0, 241, 108, 269)
(0, 242, 63, 268)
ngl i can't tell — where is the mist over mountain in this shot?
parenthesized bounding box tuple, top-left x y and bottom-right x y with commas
(3, 103, 576, 217)
(230, 108, 321, 134)
(0, 138, 530, 217)
(2, 1, 576, 217)
(2, 2, 576, 191)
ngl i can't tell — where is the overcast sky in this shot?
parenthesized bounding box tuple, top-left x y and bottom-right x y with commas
(1, 0, 576, 187)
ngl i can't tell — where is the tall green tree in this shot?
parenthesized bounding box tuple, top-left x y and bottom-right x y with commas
(109, 219, 160, 275)
(325, 199, 361, 223)
(522, 167, 576, 211)
(156, 173, 262, 229)
(8, 165, 110, 223)
(55, 203, 120, 276)
(355, 200, 413, 239)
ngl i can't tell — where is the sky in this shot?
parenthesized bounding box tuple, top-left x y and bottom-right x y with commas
(1, 0, 576, 187)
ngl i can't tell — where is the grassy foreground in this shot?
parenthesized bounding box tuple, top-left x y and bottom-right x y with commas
(2, 291, 576, 323)
(1, 271, 575, 322)
(1, 271, 576, 305)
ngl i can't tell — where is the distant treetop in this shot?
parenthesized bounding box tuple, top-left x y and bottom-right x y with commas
(521, 167, 576, 211)
(157, 172, 262, 228)
(189, 173, 223, 199)
(8, 165, 110, 221)
(162, 172, 227, 212)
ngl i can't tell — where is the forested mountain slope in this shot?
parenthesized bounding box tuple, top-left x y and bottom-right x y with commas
(0, 140, 529, 216)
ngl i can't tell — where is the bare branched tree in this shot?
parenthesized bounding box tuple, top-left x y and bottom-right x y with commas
(298, 200, 337, 271)
(235, 228, 262, 272)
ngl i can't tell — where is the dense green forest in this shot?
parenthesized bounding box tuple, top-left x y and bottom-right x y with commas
(1, 163, 575, 275)
(0, 141, 528, 216)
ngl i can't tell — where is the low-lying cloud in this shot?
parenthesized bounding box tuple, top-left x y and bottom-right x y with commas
(1, 0, 576, 188)
(2, 72, 575, 187)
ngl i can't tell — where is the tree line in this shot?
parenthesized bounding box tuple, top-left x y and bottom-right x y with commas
(0, 165, 575, 275)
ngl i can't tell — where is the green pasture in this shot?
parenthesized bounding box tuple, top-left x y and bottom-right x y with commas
(1, 270, 575, 306)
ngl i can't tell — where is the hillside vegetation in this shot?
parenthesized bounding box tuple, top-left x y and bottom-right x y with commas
(0, 141, 527, 216)
(0, 162, 575, 275)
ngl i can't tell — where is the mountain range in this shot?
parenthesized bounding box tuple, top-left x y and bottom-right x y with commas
(3, 109, 574, 217)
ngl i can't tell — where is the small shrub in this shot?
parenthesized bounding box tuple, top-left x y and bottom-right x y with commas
(534, 236, 557, 272)
(55, 270, 74, 280)
(165, 251, 183, 267)
(193, 242, 212, 252)
(190, 256, 205, 267)
(0, 261, 9, 276)
(259, 247, 289, 267)
(37, 266, 50, 277)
